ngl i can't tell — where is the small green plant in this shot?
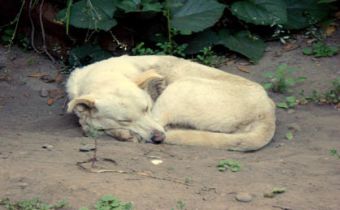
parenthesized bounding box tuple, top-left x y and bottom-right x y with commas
(217, 159, 241, 172)
(195, 46, 217, 66)
(131, 41, 188, 57)
(95, 195, 132, 210)
(171, 200, 186, 210)
(263, 64, 306, 94)
(299, 78, 340, 105)
(0, 198, 67, 210)
(131, 42, 156, 55)
(276, 96, 298, 109)
(303, 42, 338, 57)
(330, 148, 340, 159)
(285, 131, 294, 140)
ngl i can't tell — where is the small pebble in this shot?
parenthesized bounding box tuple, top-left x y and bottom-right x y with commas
(40, 88, 49, 97)
(79, 144, 96, 152)
(235, 192, 253, 202)
(42, 144, 53, 150)
(17, 182, 29, 189)
(151, 159, 163, 165)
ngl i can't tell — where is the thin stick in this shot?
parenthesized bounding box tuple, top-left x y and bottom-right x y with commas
(39, 0, 55, 63)
(28, 0, 41, 54)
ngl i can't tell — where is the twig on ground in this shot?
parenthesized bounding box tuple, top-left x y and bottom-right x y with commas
(76, 159, 190, 186)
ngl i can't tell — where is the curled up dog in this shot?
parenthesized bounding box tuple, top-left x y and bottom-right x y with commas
(66, 55, 276, 151)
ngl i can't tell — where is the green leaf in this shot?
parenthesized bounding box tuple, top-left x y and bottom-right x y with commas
(185, 29, 219, 54)
(284, 0, 331, 29)
(303, 47, 313, 55)
(217, 30, 266, 62)
(57, 0, 117, 31)
(263, 82, 273, 90)
(217, 159, 241, 172)
(231, 0, 287, 25)
(285, 131, 293, 140)
(276, 102, 289, 109)
(118, 0, 163, 12)
(68, 44, 112, 67)
(170, 0, 225, 34)
(263, 71, 274, 78)
(296, 76, 307, 83)
(272, 187, 286, 194)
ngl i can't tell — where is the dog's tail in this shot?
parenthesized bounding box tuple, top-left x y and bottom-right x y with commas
(165, 114, 276, 151)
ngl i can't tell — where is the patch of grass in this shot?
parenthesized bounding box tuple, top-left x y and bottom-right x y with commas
(263, 64, 306, 94)
(285, 131, 294, 140)
(94, 195, 133, 210)
(217, 159, 241, 172)
(131, 41, 188, 57)
(303, 42, 338, 57)
(299, 78, 340, 105)
(0, 198, 67, 210)
(195, 46, 218, 66)
(171, 200, 186, 210)
(330, 148, 340, 159)
(276, 96, 298, 109)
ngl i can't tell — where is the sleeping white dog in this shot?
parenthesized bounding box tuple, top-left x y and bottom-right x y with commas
(66, 55, 276, 151)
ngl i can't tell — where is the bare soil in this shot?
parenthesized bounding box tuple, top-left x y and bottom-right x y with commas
(0, 34, 339, 210)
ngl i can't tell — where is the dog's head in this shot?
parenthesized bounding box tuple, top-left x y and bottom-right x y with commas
(67, 70, 166, 143)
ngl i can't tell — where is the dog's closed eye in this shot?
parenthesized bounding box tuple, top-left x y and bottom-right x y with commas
(117, 119, 132, 124)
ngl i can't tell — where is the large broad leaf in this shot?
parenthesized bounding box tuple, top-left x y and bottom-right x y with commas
(117, 0, 163, 12)
(170, 0, 225, 35)
(68, 44, 112, 67)
(186, 29, 266, 62)
(284, 0, 331, 29)
(185, 29, 219, 54)
(218, 30, 266, 62)
(57, 0, 117, 31)
(231, 0, 287, 25)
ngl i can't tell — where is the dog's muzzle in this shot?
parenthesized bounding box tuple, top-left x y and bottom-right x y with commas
(150, 129, 166, 144)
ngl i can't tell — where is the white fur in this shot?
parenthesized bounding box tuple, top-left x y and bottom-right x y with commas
(66, 55, 276, 151)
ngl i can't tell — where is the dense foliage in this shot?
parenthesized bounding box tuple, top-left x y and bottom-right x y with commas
(0, 0, 336, 65)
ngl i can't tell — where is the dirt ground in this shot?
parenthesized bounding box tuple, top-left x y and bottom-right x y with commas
(0, 33, 339, 210)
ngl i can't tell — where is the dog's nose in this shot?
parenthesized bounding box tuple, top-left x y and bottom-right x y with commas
(150, 130, 165, 144)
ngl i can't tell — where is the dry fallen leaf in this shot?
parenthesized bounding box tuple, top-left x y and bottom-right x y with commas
(237, 66, 250, 73)
(324, 25, 336, 37)
(48, 88, 65, 99)
(28, 72, 48, 78)
(283, 43, 299, 51)
(47, 98, 55, 106)
(55, 72, 64, 83)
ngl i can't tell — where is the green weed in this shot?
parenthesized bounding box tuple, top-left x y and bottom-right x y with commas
(195, 47, 218, 66)
(171, 200, 186, 210)
(94, 195, 132, 210)
(217, 159, 241, 172)
(0, 198, 67, 210)
(263, 64, 306, 94)
(330, 149, 340, 159)
(299, 78, 340, 105)
(276, 96, 298, 109)
(285, 131, 294, 140)
(303, 42, 338, 57)
(131, 41, 187, 57)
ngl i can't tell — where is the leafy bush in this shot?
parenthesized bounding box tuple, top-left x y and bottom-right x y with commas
(303, 42, 338, 57)
(54, 0, 335, 64)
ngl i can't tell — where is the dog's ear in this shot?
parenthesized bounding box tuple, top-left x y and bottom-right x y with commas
(134, 69, 164, 88)
(134, 70, 166, 101)
(67, 96, 95, 113)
